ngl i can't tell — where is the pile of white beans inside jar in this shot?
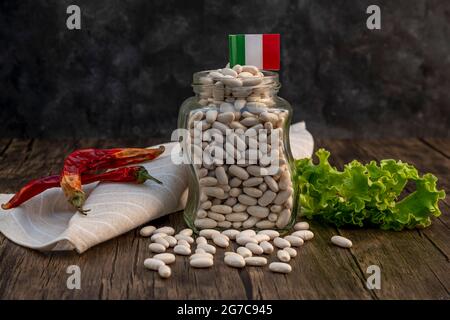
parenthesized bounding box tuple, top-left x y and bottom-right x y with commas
(178, 64, 297, 233)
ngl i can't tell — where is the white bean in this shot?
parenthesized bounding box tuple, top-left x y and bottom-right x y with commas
(190, 257, 214, 268)
(264, 176, 279, 192)
(212, 234, 230, 248)
(174, 234, 194, 244)
(258, 190, 277, 206)
(269, 262, 292, 274)
(217, 112, 235, 124)
(242, 65, 259, 75)
(233, 222, 245, 230)
(234, 99, 246, 110)
(245, 243, 264, 255)
(195, 218, 218, 229)
(247, 206, 270, 218)
(158, 265, 171, 278)
(154, 237, 170, 248)
(224, 254, 246, 268)
(277, 249, 291, 262)
(199, 229, 221, 239)
(140, 226, 156, 237)
(153, 226, 175, 236)
(226, 212, 249, 222)
(284, 235, 304, 247)
(232, 203, 247, 212)
(291, 230, 314, 241)
(206, 110, 218, 123)
(211, 205, 232, 214)
(238, 194, 257, 206)
(229, 177, 242, 187)
(284, 247, 297, 258)
(242, 216, 260, 229)
(153, 253, 176, 264)
(253, 234, 270, 243)
(203, 187, 225, 198)
(179, 228, 193, 237)
(331, 235, 353, 248)
(240, 230, 256, 237)
(221, 77, 243, 87)
(255, 220, 275, 229)
(178, 239, 190, 247)
(218, 220, 232, 228)
(215, 166, 228, 185)
(232, 64, 243, 73)
(229, 188, 242, 197)
(196, 236, 207, 245)
(199, 177, 218, 186)
(243, 187, 263, 198)
(174, 245, 191, 255)
(196, 209, 208, 219)
(236, 236, 258, 246)
(245, 257, 267, 266)
(270, 205, 282, 213)
(242, 177, 263, 187)
(294, 222, 310, 230)
(260, 241, 274, 254)
(276, 208, 291, 229)
(208, 211, 226, 222)
(273, 237, 291, 249)
(144, 258, 165, 271)
(197, 243, 216, 254)
(221, 68, 238, 77)
(149, 243, 166, 253)
(257, 230, 279, 240)
(190, 252, 214, 260)
(229, 165, 250, 180)
(240, 117, 260, 127)
(219, 102, 235, 113)
(164, 235, 177, 247)
(274, 188, 293, 205)
(222, 229, 241, 240)
(150, 233, 167, 241)
(237, 246, 253, 258)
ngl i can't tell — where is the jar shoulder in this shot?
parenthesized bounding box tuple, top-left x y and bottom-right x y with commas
(273, 96, 293, 112)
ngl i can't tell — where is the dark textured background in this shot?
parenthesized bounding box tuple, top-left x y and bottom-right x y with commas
(1, 0, 449, 139)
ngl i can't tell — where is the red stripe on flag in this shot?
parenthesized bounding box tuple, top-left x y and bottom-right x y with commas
(262, 34, 280, 70)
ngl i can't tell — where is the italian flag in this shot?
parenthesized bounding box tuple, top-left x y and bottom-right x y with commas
(229, 34, 280, 70)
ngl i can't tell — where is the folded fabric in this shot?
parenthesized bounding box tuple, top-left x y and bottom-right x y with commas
(0, 122, 314, 253)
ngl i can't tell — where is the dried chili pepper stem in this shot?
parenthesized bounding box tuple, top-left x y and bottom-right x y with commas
(61, 146, 165, 212)
(1, 166, 161, 211)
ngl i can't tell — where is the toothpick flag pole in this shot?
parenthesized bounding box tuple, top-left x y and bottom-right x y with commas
(229, 34, 280, 70)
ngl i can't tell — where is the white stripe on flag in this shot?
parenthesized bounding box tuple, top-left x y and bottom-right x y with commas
(245, 34, 262, 69)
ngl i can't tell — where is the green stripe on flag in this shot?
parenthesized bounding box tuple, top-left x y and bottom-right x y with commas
(229, 34, 245, 67)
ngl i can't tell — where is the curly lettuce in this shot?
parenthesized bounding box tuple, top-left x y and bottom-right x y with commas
(295, 149, 446, 230)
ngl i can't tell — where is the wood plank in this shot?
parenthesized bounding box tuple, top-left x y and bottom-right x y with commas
(0, 138, 248, 299)
(246, 220, 375, 299)
(421, 138, 450, 159)
(315, 139, 449, 299)
(1, 138, 448, 299)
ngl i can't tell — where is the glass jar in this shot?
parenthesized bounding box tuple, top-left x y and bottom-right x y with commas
(177, 68, 298, 234)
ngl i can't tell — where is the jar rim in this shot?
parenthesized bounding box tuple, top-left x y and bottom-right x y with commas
(192, 69, 279, 90)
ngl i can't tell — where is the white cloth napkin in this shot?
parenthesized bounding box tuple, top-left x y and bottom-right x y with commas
(0, 122, 314, 253)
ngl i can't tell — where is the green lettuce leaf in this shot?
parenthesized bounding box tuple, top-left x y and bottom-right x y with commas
(295, 149, 446, 230)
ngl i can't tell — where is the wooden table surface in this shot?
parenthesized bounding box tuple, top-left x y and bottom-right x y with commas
(0, 138, 448, 300)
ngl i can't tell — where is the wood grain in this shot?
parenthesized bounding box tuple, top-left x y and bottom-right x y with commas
(316, 139, 449, 299)
(0, 139, 448, 299)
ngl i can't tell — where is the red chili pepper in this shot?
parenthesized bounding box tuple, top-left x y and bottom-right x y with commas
(60, 146, 165, 213)
(1, 166, 161, 211)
